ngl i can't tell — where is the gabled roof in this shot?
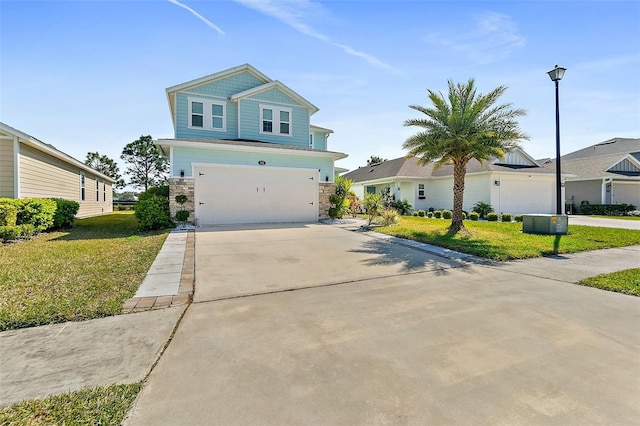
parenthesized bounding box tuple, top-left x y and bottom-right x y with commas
(561, 137, 640, 160)
(554, 137, 640, 180)
(230, 80, 319, 115)
(165, 63, 271, 95)
(344, 147, 554, 184)
(0, 122, 115, 182)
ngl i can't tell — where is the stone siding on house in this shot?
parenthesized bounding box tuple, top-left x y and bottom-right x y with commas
(319, 182, 335, 220)
(169, 178, 195, 222)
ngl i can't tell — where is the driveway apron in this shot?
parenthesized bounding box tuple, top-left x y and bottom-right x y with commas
(125, 224, 640, 425)
(193, 223, 464, 302)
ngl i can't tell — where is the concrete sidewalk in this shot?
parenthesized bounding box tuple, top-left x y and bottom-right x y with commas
(0, 306, 186, 407)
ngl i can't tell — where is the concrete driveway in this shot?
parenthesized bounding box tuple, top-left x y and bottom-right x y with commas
(126, 224, 640, 425)
(568, 215, 640, 230)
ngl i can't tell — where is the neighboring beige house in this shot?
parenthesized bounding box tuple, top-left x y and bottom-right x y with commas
(551, 137, 640, 212)
(0, 122, 114, 218)
(343, 147, 570, 215)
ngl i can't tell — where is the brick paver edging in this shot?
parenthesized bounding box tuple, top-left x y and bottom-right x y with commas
(122, 230, 195, 313)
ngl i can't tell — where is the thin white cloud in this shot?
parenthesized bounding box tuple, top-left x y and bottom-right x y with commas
(233, 0, 397, 72)
(426, 12, 526, 64)
(168, 0, 225, 35)
(575, 53, 640, 72)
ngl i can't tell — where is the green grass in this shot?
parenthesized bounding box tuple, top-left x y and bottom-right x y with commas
(0, 383, 142, 425)
(578, 268, 640, 296)
(0, 212, 169, 331)
(376, 216, 640, 261)
(588, 215, 640, 221)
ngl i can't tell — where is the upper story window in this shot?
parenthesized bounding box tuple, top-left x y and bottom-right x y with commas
(260, 105, 292, 137)
(188, 97, 226, 131)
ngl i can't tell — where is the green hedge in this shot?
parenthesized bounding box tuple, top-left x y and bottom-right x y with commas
(51, 198, 80, 229)
(135, 196, 173, 231)
(579, 203, 636, 215)
(0, 198, 56, 233)
(0, 203, 18, 226)
(501, 213, 512, 222)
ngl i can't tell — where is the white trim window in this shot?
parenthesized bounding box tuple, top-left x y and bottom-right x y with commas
(96, 179, 100, 202)
(188, 97, 226, 131)
(80, 173, 86, 201)
(418, 183, 425, 200)
(260, 105, 292, 137)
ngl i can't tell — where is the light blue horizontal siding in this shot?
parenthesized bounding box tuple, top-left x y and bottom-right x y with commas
(172, 147, 334, 180)
(312, 130, 327, 151)
(249, 87, 298, 105)
(190, 71, 265, 97)
(238, 99, 309, 147)
(175, 93, 238, 139)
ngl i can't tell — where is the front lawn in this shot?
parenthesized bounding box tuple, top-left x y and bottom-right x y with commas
(376, 216, 640, 261)
(0, 383, 142, 425)
(578, 268, 640, 296)
(0, 212, 168, 331)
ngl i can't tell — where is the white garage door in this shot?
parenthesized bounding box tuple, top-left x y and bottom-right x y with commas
(194, 165, 319, 225)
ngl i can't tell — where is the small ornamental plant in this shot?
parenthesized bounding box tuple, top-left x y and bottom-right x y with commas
(501, 212, 512, 222)
(469, 212, 479, 221)
(175, 195, 190, 223)
(487, 212, 499, 222)
(442, 210, 452, 219)
(434, 210, 442, 219)
(418, 210, 425, 217)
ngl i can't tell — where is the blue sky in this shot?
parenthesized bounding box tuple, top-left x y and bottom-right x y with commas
(1, 0, 639, 179)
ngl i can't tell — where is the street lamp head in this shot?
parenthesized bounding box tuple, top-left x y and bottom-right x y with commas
(547, 65, 567, 82)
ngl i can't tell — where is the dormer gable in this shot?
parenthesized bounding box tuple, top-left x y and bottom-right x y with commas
(606, 154, 640, 176)
(491, 147, 541, 168)
(230, 81, 319, 115)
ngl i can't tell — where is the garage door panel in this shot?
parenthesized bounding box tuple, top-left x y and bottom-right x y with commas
(194, 165, 318, 225)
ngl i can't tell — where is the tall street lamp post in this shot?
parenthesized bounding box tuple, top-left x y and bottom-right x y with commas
(547, 65, 566, 215)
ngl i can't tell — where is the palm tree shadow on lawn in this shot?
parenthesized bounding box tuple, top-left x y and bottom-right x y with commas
(349, 238, 475, 276)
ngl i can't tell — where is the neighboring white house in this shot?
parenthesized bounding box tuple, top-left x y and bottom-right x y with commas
(0, 122, 115, 218)
(343, 147, 569, 215)
(553, 137, 640, 212)
(155, 64, 347, 226)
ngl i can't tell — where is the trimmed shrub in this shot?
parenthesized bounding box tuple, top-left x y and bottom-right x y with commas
(579, 203, 636, 216)
(434, 210, 442, 219)
(175, 210, 190, 222)
(514, 214, 524, 222)
(427, 211, 433, 218)
(501, 212, 512, 222)
(0, 225, 21, 242)
(417, 210, 425, 217)
(51, 198, 80, 229)
(442, 210, 452, 219)
(412, 211, 419, 217)
(135, 196, 173, 231)
(487, 212, 499, 222)
(13, 198, 56, 232)
(469, 212, 479, 221)
(0, 203, 17, 226)
(20, 224, 36, 238)
(175, 194, 188, 205)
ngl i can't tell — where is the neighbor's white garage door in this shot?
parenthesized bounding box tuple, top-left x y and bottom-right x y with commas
(194, 165, 319, 225)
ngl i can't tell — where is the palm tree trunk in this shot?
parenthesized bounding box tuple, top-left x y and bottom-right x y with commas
(449, 161, 467, 234)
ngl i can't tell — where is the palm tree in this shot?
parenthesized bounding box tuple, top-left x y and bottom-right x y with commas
(403, 79, 528, 234)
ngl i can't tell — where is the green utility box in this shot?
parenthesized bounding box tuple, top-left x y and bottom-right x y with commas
(522, 214, 568, 235)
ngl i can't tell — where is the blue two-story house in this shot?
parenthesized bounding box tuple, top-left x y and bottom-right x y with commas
(155, 64, 347, 225)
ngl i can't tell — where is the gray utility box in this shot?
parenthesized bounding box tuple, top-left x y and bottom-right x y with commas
(522, 214, 568, 235)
